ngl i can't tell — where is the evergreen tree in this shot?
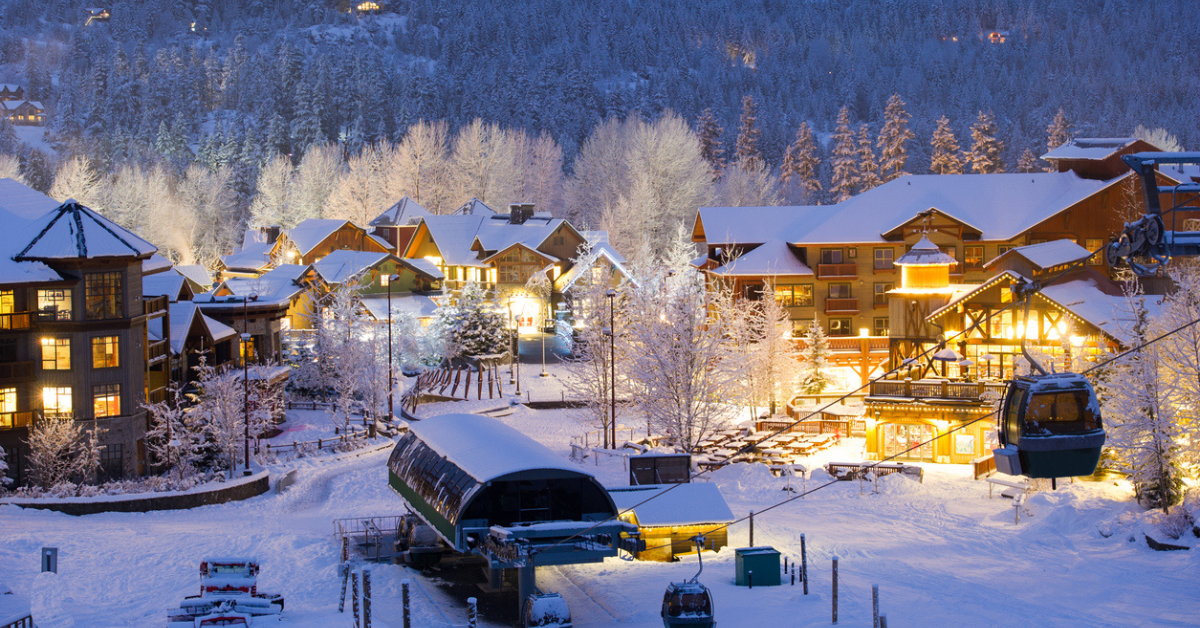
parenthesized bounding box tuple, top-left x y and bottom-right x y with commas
(929, 116, 963, 175)
(1045, 107, 1073, 151)
(877, 93, 914, 181)
(829, 106, 859, 202)
(968, 110, 1004, 174)
(735, 95, 763, 169)
(780, 122, 822, 201)
(696, 108, 726, 178)
(1016, 148, 1040, 173)
(799, 319, 830, 394)
(857, 123, 882, 192)
(0, 445, 10, 489)
(21, 149, 54, 193)
(435, 282, 508, 359)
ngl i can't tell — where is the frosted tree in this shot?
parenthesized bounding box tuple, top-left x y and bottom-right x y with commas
(325, 142, 398, 226)
(313, 277, 373, 432)
(563, 244, 624, 441)
(25, 418, 105, 489)
(190, 359, 248, 477)
(799, 318, 831, 394)
(49, 155, 102, 206)
(877, 94, 915, 181)
(0, 445, 10, 489)
(1045, 108, 1073, 152)
(696, 108, 726, 178)
(968, 110, 1005, 174)
(249, 153, 296, 228)
(294, 143, 343, 221)
(750, 286, 801, 416)
(143, 384, 202, 478)
(857, 124, 883, 192)
(1016, 148, 1040, 173)
(929, 116, 964, 175)
(0, 154, 25, 183)
(829, 106, 860, 202)
(450, 119, 519, 210)
(435, 281, 509, 360)
(392, 120, 452, 213)
(714, 161, 781, 207)
(735, 95, 763, 170)
(516, 132, 566, 214)
(1132, 125, 1183, 152)
(780, 122, 822, 202)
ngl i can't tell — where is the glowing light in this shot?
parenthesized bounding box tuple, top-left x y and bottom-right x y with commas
(859, 327, 870, 338)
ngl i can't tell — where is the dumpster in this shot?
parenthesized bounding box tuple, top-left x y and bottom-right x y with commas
(734, 546, 781, 587)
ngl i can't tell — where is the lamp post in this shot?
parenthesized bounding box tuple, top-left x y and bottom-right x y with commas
(606, 289, 617, 448)
(387, 273, 399, 421)
(229, 293, 258, 476)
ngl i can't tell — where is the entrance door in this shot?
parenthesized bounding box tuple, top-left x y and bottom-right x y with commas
(882, 423, 935, 461)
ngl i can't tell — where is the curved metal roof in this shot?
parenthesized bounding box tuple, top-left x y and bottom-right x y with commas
(407, 413, 588, 483)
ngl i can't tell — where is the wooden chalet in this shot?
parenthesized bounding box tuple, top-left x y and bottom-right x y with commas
(369, 197, 431, 253)
(0, 85, 24, 101)
(0, 100, 45, 126)
(270, 219, 391, 267)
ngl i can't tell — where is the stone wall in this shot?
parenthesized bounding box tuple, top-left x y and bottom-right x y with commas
(0, 471, 270, 516)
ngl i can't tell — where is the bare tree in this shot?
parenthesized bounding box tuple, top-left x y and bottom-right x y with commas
(49, 155, 102, 205)
(392, 120, 452, 213)
(190, 359, 248, 478)
(294, 142, 343, 221)
(563, 243, 624, 440)
(25, 418, 105, 489)
(325, 142, 398, 226)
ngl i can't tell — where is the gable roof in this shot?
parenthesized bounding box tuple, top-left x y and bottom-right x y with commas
(696, 172, 1115, 246)
(142, 253, 174, 275)
(452, 198, 499, 215)
(15, 200, 157, 260)
(710, 239, 814, 277)
(1041, 138, 1142, 161)
(197, 264, 310, 308)
(479, 241, 559, 266)
(556, 245, 633, 293)
(473, 216, 576, 255)
(174, 264, 213, 290)
(142, 273, 190, 302)
(397, 256, 444, 280)
(369, 196, 432, 226)
(168, 301, 238, 355)
(284, 218, 355, 256)
(311, 250, 390, 285)
(607, 482, 735, 527)
(985, 239, 1094, 271)
(0, 178, 59, 220)
(416, 215, 489, 267)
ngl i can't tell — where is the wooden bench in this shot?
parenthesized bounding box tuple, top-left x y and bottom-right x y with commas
(985, 476, 1028, 499)
(972, 454, 996, 480)
(825, 461, 923, 483)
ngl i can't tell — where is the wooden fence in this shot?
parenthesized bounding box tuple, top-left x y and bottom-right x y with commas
(399, 362, 506, 414)
(261, 425, 373, 455)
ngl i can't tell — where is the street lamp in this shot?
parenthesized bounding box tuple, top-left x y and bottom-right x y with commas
(387, 273, 399, 421)
(606, 289, 617, 448)
(228, 293, 258, 476)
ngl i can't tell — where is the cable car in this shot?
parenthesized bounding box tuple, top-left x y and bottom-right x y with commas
(993, 372, 1105, 480)
(662, 537, 715, 628)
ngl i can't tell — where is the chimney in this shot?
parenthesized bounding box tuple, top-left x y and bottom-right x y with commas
(262, 225, 282, 244)
(509, 202, 534, 225)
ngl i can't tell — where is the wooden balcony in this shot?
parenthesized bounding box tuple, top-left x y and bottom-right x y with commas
(148, 339, 170, 364)
(0, 312, 32, 331)
(869, 379, 1005, 401)
(816, 263, 857, 279)
(824, 298, 859, 313)
(0, 361, 34, 382)
(143, 295, 169, 316)
(827, 336, 889, 352)
(0, 410, 33, 430)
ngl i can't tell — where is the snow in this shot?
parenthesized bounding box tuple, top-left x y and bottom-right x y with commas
(405, 413, 587, 482)
(284, 219, 354, 256)
(1039, 277, 1159, 344)
(397, 256, 444, 280)
(710, 239, 813, 277)
(986, 238, 1093, 270)
(15, 200, 157, 260)
(0, 584, 32, 625)
(142, 253, 174, 275)
(608, 483, 735, 527)
(359, 294, 438, 321)
(0, 178, 58, 220)
(220, 241, 274, 273)
(143, 273, 188, 302)
(697, 172, 1115, 245)
(369, 196, 431, 227)
(418, 215, 490, 267)
(1041, 138, 1139, 161)
(893, 234, 957, 266)
(169, 302, 237, 355)
(175, 264, 214, 289)
(201, 265, 309, 308)
(311, 249, 389, 285)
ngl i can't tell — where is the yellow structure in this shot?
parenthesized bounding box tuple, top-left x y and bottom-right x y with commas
(608, 483, 735, 562)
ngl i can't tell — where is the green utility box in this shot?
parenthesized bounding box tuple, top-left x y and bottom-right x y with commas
(735, 546, 781, 586)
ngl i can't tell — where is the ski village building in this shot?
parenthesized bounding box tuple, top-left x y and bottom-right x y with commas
(694, 137, 1199, 464)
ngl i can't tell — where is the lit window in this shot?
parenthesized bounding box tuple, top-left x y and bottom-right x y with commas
(774, 285, 814, 307)
(85, 272, 123, 320)
(42, 387, 72, 420)
(41, 337, 71, 370)
(0, 290, 11, 314)
(93, 384, 120, 418)
(0, 387, 15, 413)
(963, 245, 985, 270)
(829, 318, 853, 336)
(1084, 239, 1104, 265)
(380, 273, 390, 287)
(92, 336, 119, 368)
(37, 289, 72, 321)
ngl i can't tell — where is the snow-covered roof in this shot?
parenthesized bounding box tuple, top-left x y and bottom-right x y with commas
(220, 240, 274, 273)
(175, 264, 213, 289)
(452, 198, 498, 216)
(198, 264, 309, 308)
(368, 233, 394, 251)
(168, 302, 237, 355)
(894, 235, 957, 267)
(142, 273, 188, 302)
(15, 200, 157, 260)
(360, 293, 439, 320)
(397, 256, 444, 280)
(142, 253, 173, 275)
(407, 413, 588, 482)
(473, 219, 566, 256)
(0, 178, 58, 220)
(285, 219, 354, 256)
(985, 238, 1094, 271)
(369, 196, 431, 226)
(696, 172, 1114, 245)
(0, 206, 61, 285)
(556, 245, 632, 294)
(710, 239, 814, 277)
(1041, 138, 1141, 161)
(607, 482, 735, 527)
(311, 250, 389, 285)
(0, 584, 32, 626)
(419, 215, 489, 267)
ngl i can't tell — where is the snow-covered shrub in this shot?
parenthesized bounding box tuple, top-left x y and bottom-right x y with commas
(435, 281, 508, 360)
(0, 445, 10, 490)
(25, 418, 105, 489)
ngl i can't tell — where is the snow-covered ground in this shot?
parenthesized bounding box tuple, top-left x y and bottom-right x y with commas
(1, 402, 1197, 628)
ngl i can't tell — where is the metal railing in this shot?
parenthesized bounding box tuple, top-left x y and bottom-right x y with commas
(869, 379, 1005, 401)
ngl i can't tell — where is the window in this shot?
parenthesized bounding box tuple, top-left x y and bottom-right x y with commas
(92, 336, 119, 369)
(380, 273, 390, 287)
(873, 282, 893, 306)
(873, 317, 889, 337)
(997, 245, 1014, 257)
(93, 384, 121, 418)
(41, 337, 71, 370)
(874, 248, 894, 270)
(99, 444, 124, 482)
(0, 387, 15, 413)
(775, 285, 814, 307)
(828, 318, 853, 336)
(963, 245, 985, 270)
(43, 387, 72, 420)
(37, 289, 72, 321)
(820, 249, 843, 264)
(1085, 239, 1104, 265)
(829, 284, 852, 299)
(85, 272, 123, 320)
(0, 290, 12, 314)
(241, 336, 258, 363)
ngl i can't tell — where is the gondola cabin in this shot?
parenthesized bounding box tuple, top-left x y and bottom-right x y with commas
(387, 413, 620, 556)
(993, 373, 1104, 479)
(662, 581, 714, 628)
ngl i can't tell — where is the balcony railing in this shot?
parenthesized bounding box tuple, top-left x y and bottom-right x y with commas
(148, 339, 170, 363)
(817, 263, 857, 279)
(143, 295, 169, 315)
(869, 379, 1005, 401)
(0, 361, 34, 382)
(0, 410, 33, 430)
(0, 312, 32, 330)
(824, 298, 859, 313)
(827, 337, 889, 352)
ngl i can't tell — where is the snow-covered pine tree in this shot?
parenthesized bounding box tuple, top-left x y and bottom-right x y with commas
(780, 122, 822, 202)
(857, 123, 882, 192)
(929, 116, 963, 175)
(144, 384, 202, 479)
(435, 281, 508, 360)
(968, 110, 1005, 174)
(735, 95, 763, 170)
(829, 106, 860, 202)
(799, 318, 831, 394)
(877, 94, 915, 181)
(1045, 108, 1072, 151)
(0, 445, 10, 489)
(1016, 148, 1040, 173)
(696, 108, 726, 178)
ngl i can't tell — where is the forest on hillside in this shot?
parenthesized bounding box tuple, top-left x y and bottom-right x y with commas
(0, 0, 1194, 265)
